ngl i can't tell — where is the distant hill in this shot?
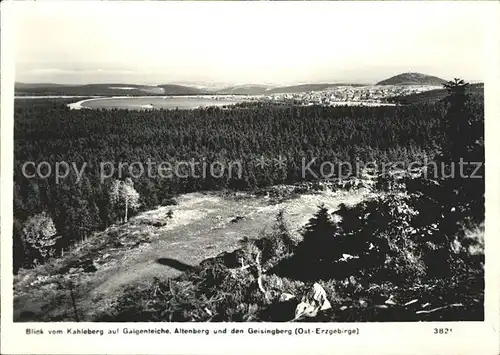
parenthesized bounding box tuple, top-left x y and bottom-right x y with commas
(157, 84, 209, 96)
(267, 83, 364, 94)
(15, 82, 369, 97)
(376, 73, 447, 86)
(15, 83, 71, 90)
(216, 84, 274, 95)
(215, 83, 352, 95)
(15, 83, 207, 96)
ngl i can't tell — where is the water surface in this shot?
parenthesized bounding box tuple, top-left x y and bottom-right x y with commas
(80, 96, 249, 110)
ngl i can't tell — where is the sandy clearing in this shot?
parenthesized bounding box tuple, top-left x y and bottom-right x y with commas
(14, 188, 377, 321)
(89, 189, 373, 297)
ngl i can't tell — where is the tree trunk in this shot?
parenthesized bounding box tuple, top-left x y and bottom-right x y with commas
(124, 198, 128, 223)
(68, 281, 80, 322)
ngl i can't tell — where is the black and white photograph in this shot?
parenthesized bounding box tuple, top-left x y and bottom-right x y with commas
(1, 1, 499, 351)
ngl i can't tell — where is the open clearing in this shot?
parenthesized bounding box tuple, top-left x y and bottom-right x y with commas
(13, 188, 376, 321)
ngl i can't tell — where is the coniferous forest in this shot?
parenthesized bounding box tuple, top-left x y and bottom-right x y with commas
(13, 87, 483, 272)
(12, 80, 486, 322)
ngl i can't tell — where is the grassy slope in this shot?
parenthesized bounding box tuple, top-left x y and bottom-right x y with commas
(13, 187, 373, 321)
(94, 188, 484, 323)
(388, 83, 484, 104)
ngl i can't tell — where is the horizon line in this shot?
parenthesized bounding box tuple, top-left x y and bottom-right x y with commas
(14, 72, 484, 88)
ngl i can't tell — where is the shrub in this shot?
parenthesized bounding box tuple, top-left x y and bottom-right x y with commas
(22, 212, 61, 264)
(161, 197, 178, 206)
(241, 210, 297, 271)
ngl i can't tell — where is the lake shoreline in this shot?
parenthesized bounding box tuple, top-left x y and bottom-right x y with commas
(66, 95, 254, 110)
(16, 95, 398, 110)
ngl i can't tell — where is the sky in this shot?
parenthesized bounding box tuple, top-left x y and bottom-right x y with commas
(12, 1, 491, 86)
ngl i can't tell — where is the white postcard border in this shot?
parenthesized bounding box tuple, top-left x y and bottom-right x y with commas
(1, 1, 499, 354)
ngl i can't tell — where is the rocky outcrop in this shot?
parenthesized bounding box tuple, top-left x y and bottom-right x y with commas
(293, 283, 332, 321)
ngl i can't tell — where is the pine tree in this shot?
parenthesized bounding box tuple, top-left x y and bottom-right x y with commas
(299, 204, 340, 263)
(442, 78, 471, 162)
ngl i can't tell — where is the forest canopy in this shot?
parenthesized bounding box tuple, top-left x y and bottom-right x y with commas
(13, 88, 484, 272)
